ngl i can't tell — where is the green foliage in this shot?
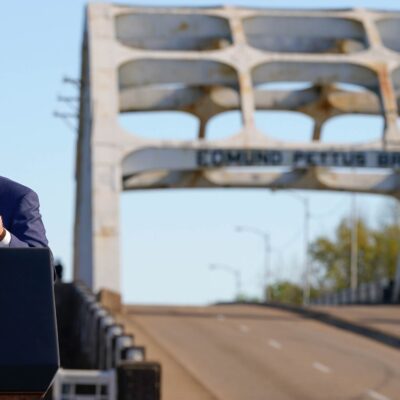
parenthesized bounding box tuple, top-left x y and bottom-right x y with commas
(235, 293, 260, 303)
(267, 281, 303, 305)
(309, 211, 400, 292)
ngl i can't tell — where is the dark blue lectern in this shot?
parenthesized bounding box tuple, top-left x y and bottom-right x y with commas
(0, 248, 59, 398)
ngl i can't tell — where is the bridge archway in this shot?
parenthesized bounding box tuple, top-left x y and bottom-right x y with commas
(75, 4, 400, 303)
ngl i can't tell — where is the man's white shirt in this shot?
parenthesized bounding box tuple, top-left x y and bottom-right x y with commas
(0, 230, 11, 247)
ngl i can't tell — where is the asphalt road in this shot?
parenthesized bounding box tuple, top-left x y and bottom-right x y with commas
(122, 304, 400, 400)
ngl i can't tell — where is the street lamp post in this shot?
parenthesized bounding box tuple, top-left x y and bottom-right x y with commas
(350, 193, 358, 291)
(304, 199, 310, 306)
(236, 226, 271, 302)
(285, 192, 311, 306)
(209, 263, 242, 300)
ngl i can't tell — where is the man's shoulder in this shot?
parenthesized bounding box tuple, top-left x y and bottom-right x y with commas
(0, 176, 34, 199)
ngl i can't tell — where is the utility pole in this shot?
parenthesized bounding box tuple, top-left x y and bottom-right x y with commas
(265, 234, 271, 301)
(350, 193, 358, 291)
(304, 198, 310, 306)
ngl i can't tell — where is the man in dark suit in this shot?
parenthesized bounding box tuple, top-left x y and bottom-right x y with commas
(0, 176, 48, 248)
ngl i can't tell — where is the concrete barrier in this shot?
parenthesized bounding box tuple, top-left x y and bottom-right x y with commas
(98, 289, 123, 314)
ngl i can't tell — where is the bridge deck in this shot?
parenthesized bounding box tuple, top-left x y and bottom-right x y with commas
(118, 304, 400, 400)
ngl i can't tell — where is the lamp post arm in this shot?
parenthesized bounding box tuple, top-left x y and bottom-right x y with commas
(236, 225, 271, 301)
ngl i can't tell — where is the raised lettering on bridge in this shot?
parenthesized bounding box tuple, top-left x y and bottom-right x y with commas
(196, 150, 400, 169)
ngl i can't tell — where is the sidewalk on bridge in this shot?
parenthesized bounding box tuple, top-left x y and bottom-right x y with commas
(260, 302, 400, 350)
(310, 305, 400, 341)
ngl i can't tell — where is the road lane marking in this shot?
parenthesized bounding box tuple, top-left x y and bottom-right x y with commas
(239, 324, 250, 333)
(312, 361, 331, 374)
(366, 390, 391, 400)
(268, 339, 282, 350)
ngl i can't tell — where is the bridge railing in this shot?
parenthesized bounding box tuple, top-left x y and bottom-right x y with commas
(54, 281, 161, 400)
(311, 279, 393, 305)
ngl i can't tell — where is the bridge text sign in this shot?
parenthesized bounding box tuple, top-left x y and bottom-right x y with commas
(196, 149, 400, 169)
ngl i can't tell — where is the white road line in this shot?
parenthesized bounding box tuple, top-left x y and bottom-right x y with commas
(366, 389, 391, 400)
(312, 361, 331, 374)
(239, 324, 250, 333)
(268, 339, 282, 350)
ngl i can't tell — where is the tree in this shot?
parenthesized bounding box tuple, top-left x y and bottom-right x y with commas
(267, 281, 303, 305)
(371, 224, 400, 280)
(309, 214, 400, 292)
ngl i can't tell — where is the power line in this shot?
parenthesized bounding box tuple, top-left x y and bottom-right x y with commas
(275, 226, 303, 251)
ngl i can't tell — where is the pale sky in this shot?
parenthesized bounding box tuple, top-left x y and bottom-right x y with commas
(1, 0, 399, 304)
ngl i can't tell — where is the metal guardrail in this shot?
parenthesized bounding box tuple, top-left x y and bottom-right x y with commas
(71, 282, 144, 369)
(54, 282, 161, 400)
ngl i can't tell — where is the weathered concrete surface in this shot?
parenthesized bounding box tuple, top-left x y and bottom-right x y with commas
(120, 304, 400, 400)
(75, 4, 400, 293)
(98, 288, 123, 314)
